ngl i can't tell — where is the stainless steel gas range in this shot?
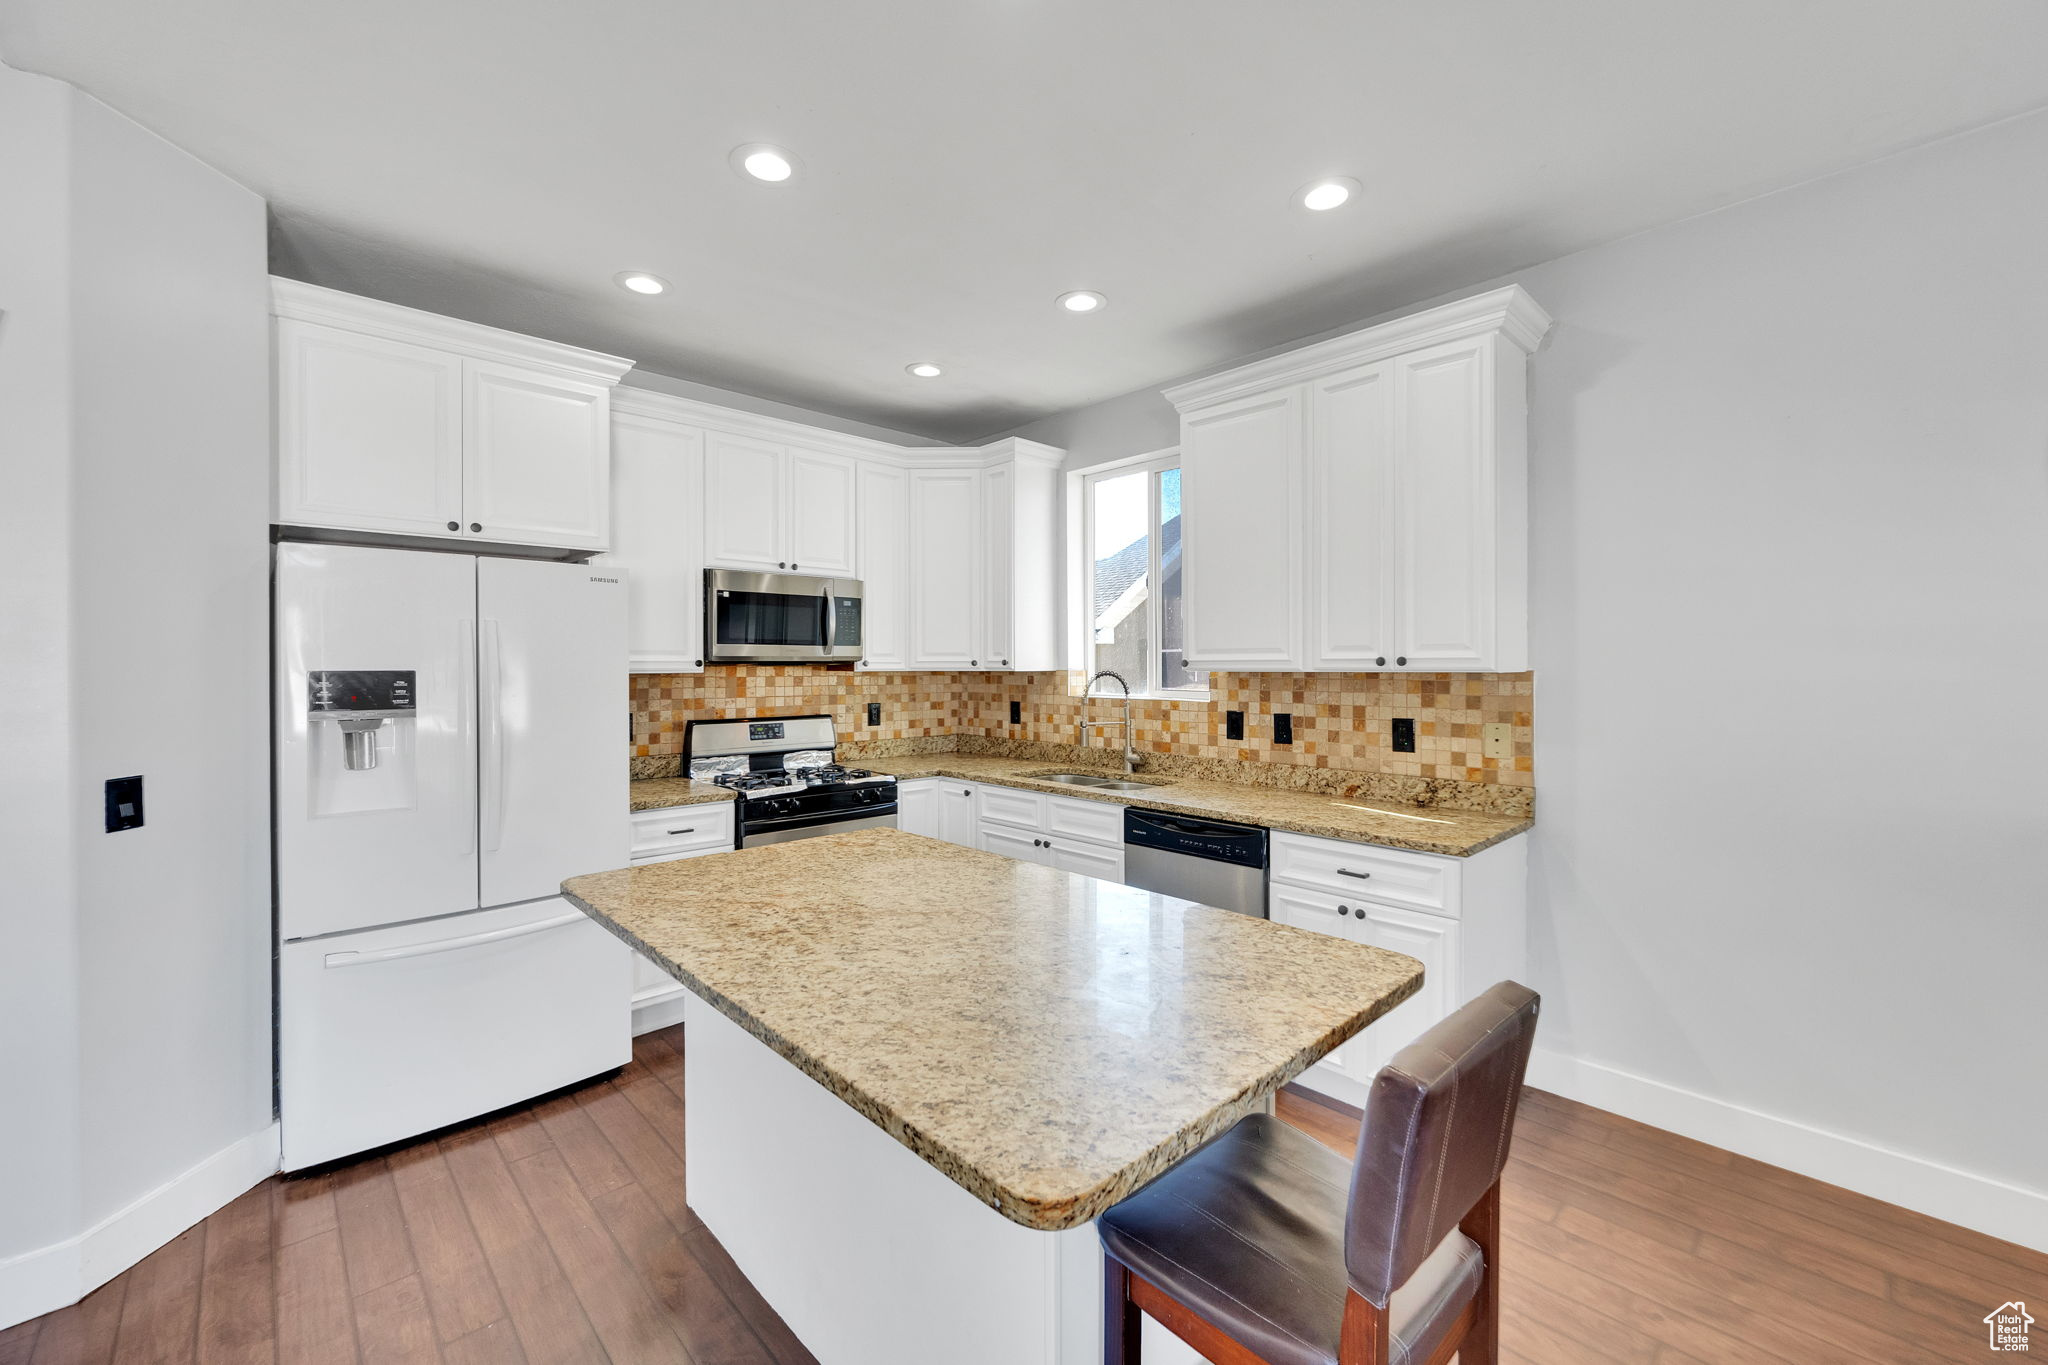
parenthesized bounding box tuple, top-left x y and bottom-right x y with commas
(683, 714, 898, 847)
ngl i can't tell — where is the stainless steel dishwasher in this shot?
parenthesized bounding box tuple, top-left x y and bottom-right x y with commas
(1122, 808, 1269, 917)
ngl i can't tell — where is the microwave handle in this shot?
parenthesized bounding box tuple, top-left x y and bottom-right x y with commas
(824, 582, 839, 650)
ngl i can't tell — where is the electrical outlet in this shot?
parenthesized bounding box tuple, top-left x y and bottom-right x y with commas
(1391, 718, 1416, 753)
(1009, 700, 1022, 725)
(1482, 723, 1513, 760)
(1273, 713, 1293, 745)
(1225, 709, 1244, 741)
(866, 702, 882, 726)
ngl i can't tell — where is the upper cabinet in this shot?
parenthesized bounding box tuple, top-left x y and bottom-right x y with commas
(703, 435, 858, 576)
(1167, 286, 1549, 674)
(272, 280, 632, 552)
(597, 392, 707, 673)
(903, 442, 1062, 671)
(856, 463, 910, 670)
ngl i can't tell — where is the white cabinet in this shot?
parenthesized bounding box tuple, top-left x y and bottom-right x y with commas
(896, 778, 941, 838)
(903, 443, 1062, 671)
(274, 321, 465, 537)
(974, 786, 1126, 882)
(907, 469, 984, 668)
(1270, 828, 1525, 1109)
(271, 279, 630, 551)
(856, 464, 910, 669)
(1178, 387, 1309, 670)
(936, 782, 979, 847)
(598, 399, 706, 672)
(703, 435, 859, 576)
(627, 802, 737, 1033)
(462, 362, 611, 550)
(977, 443, 1062, 670)
(1165, 286, 1549, 674)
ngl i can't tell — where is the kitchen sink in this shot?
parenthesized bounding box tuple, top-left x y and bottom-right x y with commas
(1025, 772, 1172, 794)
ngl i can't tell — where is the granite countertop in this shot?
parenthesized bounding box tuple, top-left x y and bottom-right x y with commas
(859, 754, 1529, 857)
(564, 828, 1422, 1231)
(628, 776, 739, 811)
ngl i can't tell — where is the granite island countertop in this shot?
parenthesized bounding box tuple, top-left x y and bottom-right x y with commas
(563, 828, 1422, 1231)
(857, 753, 1529, 857)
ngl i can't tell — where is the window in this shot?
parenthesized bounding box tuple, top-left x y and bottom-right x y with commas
(1079, 451, 1207, 697)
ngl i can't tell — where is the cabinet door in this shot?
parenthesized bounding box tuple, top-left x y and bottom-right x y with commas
(1308, 363, 1396, 669)
(275, 319, 464, 536)
(1391, 338, 1495, 670)
(704, 432, 788, 571)
(1179, 387, 1308, 670)
(936, 783, 979, 847)
(1270, 886, 1457, 1089)
(977, 822, 1047, 864)
(461, 362, 611, 550)
(1045, 838, 1123, 883)
(907, 470, 983, 668)
(856, 464, 909, 669)
(980, 461, 1015, 667)
(599, 415, 705, 672)
(1269, 886, 1378, 1085)
(788, 451, 859, 576)
(895, 779, 940, 838)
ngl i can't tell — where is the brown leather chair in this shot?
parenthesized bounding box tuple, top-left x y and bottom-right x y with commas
(1099, 980, 1540, 1365)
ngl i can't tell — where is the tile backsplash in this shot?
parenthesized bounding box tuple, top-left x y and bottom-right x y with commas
(631, 668, 1532, 792)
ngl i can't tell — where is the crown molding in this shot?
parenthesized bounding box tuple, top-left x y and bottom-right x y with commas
(610, 386, 1063, 470)
(270, 278, 635, 385)
(1162, 285, 1553, 412)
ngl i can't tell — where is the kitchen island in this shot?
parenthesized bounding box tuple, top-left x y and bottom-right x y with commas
(564, 828, 1423, 1364)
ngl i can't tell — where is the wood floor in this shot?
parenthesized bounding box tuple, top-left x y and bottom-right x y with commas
(4, 1027, 2042, 1364)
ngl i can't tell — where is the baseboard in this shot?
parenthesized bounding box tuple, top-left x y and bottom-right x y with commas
(1526, 1048, 2047, 1254)
(0, 1124, 279, 1330)
(632, 986, 689, 1036)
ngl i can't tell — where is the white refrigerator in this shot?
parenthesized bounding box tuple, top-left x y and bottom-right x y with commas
(275, 543, 629, 1170)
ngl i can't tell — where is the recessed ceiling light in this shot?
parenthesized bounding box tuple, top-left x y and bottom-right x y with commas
(730, 143, 799, 183)
(1057, 290, 1107, 313)
(613, 271, 669, 295)
(906, 362, 943, 379)
(1297, 176, 1362, 211)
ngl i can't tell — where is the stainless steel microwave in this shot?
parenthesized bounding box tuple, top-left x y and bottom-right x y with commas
(705, 568, 864, 664)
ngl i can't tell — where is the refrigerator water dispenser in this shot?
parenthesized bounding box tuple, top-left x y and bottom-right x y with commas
(309, 670, 416, 771)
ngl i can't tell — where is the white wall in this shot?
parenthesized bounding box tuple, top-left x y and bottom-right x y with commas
(0, 61, 274, 1327)
(1006, 110, 2048, 1244)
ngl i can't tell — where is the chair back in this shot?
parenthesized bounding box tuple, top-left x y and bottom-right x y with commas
(1342, 980, 1540, 1307)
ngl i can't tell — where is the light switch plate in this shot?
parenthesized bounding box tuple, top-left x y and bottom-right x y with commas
(1482, 723, 1514, 760)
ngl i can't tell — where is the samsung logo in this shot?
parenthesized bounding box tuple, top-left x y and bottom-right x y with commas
(587, 576, 620, 584)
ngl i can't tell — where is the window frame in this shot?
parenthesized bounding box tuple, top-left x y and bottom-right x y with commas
(1069, 446, 1210, 701)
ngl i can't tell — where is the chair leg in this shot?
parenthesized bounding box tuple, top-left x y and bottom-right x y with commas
(1338, 1290, 1390, 1365)
(1457, 1179, 1503, 1365)
(1104, 1255, 1142, 1365)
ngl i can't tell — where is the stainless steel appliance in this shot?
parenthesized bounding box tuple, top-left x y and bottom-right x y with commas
(705, 568, 864, 663)
(1122, 808, 1269, 917)
(685, 713, 898, 846)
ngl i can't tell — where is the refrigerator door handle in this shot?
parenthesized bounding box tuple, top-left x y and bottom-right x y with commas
(321, 910, 586, 968)
(480, 618, 506, 853)
(458, 618, 477, 856)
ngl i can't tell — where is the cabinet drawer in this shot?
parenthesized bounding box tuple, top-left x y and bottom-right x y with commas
(1043, 792, 1124, 846)
(975, 784, 1045, 830)
(1270, 831, 1456, 915)
(630, 803, 736, 858)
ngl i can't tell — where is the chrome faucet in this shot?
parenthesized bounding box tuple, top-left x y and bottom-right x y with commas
(1078, 669, 1139, 773)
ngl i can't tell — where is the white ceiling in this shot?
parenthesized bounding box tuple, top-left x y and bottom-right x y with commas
(7, 1, 2048, 441)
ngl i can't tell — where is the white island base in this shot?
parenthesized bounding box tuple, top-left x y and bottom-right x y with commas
(683, 995, 1205, 1365)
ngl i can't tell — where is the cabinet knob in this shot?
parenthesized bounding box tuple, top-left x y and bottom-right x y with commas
(1001, 659, 1009, 667)
(470, 522, 482, 533)
(1339, 905, 1350, 916)
(1395, 656, 1407, 666)
(791, 563, 799, 570)
(778, 561, 788, 569)
(970, 660, 979, 667)
(693, 659, 703, 668)
(446, 521, 460, 532)
(1375, 656, 1386, 667)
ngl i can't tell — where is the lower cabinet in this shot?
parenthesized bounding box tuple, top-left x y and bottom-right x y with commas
(975, 787, 1126, 881)
(896, 778, 941, 838)
(937, 782, 979, 847)
(627, 802, 737, 1033)
(1271, 830, 1526, 1109)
